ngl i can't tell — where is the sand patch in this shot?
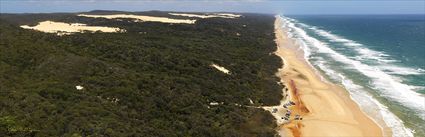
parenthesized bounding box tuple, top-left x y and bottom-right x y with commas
(169, 13, 241, 19)
(20, 21, 123, 35)
(211, 64, 230, 74)
(78, 14, 196, 24)
(75, 85, 84, 90)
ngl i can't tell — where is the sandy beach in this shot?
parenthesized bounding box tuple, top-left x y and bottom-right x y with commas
(266, 17, 384, 137)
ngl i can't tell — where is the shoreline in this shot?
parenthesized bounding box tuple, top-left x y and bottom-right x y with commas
(264, 16, 384, 137)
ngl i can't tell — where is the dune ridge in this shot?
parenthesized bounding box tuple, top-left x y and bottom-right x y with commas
(20, 21, 122, 35)
(78, 14, 196, 24)
(169, 13, 241, 18)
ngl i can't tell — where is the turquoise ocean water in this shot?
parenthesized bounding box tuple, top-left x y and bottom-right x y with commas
(278, 15, 424, 137)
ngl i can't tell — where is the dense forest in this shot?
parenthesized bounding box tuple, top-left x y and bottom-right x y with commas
(0, 10, 283, 136)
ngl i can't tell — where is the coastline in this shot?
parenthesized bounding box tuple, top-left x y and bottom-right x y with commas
(265, 16, 384, 137)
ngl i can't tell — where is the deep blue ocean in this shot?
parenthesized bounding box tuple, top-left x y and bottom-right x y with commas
(279, 15, 425, 137)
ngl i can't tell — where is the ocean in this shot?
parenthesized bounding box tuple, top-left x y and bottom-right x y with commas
(279, 15, 425, 137)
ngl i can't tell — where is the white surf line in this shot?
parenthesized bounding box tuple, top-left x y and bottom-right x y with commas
(20, 21, 123, 35)
(78, 14, 196, 24)
(284, 16, 425, 116)
(339, 74, 414, 137)
(302, 20, 425, 115)
(314, 58, 413, 137)
(281, 15, 416, 137)
(279, 17, 332, 83)
(304, 25, 424, 76)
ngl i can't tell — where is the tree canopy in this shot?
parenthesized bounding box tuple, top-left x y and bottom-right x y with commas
(0, 11, 283, 137)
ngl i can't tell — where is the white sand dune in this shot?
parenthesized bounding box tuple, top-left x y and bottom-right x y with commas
(20, 21, 122, 35)
(215, 13, 242, 18)
(211, 64, 230, 74)
(78, 14, 196, 24)
(169, 13, 241, 19)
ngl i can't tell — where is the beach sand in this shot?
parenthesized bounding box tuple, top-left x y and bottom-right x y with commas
(266, 17, 384, 137)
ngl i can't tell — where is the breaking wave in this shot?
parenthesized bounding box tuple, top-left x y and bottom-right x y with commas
(278, 15, 422, 137)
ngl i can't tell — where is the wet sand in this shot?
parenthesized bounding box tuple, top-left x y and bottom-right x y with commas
(264, 16, 384, 137)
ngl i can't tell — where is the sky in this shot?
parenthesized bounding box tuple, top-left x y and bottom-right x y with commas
(1, 0, 424, 15)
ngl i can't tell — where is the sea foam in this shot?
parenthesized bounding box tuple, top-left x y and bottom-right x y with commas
(290, 18, 424, 116)
(317, 59, 414, 137)
(306, 26, 424, 76)
(278, 15, 420, 136)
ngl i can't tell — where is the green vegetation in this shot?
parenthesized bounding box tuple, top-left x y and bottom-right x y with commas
(0, 11, 283, 136)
